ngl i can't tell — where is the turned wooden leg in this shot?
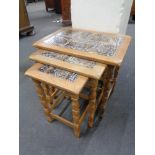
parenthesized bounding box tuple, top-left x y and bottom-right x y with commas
(98, 66, 114, 118)
(71, 95, 80, 138)
(88, 79, 98, 128)
(110, 66, 120, 96)
(41, 83, 55, 122)
(100, 79, 111, 117)
(32, 79, 52, 122)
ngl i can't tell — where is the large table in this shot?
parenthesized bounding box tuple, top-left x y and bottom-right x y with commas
(33, 27, 131, 66)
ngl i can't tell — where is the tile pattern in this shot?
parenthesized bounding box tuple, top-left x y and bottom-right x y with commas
(39, 64, 78, 82)
(43, 29, 124, 56)
(41, 51, 96, 68)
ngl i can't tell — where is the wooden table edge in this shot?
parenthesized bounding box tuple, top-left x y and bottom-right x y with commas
(25, 63, 88, 95)
(32, 27, 132, 66)
(29, 50, 107, 79)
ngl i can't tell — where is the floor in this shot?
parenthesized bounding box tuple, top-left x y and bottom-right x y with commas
(19, 2, 135, 155)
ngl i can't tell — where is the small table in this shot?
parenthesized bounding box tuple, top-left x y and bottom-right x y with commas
(25, 63, 90, 137)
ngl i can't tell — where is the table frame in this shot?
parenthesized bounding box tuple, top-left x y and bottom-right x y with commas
(33, 27, 131, 66)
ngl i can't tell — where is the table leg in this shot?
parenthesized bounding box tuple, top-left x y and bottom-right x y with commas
(98, 66, 115, 118)
(41, 83, 55, 122)
(71, 95, 80, 137)
(110, 66, 120, 97)
(88, 79, 98, 128)
(32, 79, 53, 122)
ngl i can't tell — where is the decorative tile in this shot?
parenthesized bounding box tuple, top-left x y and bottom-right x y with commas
(43, 29, 124, 56)
(41, 51, 96, 68)
(39, 64, 78, 82)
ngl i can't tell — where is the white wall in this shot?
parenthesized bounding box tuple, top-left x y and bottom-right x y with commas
(71, 0, 133, 34)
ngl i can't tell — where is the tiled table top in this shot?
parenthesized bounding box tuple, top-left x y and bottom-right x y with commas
(30, 50, 106, 79)
(33, 28, 131, 66)
(25, 63, 88, 95)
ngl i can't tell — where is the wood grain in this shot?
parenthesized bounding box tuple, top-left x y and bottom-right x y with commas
(25, 63, 88, 95)
(33, 27, 131, 66)
(29, 50, 106, 79)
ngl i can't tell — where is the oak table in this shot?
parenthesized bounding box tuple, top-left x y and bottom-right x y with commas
(30, 50, 106, 80)
(32, 27, 131, 119)
(33, 27, 131, 66)
(29, 49, 107, 127)
(25, 63, 90, 137)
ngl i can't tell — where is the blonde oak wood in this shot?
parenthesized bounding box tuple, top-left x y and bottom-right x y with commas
(50, 113, 74, 128)
(99, 82, 115, 116)
(33, 27, 131, 66)
(98, 66, 118, 118)
(71, 96, 81, 137)
(64, 92, 89, 100)
(25, 63, 93, 137)
(51, 92, 65, 110)
(79, 93, 89, 100)
(109, 66, 120, 97)
(26, 27, 131, 136)
(88, 79, 98, 128)
(32, 79, 53, 122)
(79, 104, 90, 125)
(29, 78, 92, 137)
(29, 50, 106, 80)
(28, 55, 117, 127)
(32, 27, 129, 122)
(25, 63, 88, 95)
(49, 88, 58, 101)
(53, 89, 62, 100)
